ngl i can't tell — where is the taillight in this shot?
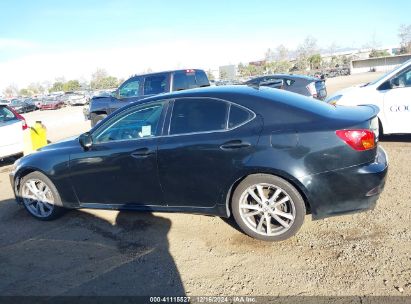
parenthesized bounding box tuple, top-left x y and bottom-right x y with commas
(336, 129, 376, 151)
(8, 106, 28, 130)
(306, 82, 317, 98)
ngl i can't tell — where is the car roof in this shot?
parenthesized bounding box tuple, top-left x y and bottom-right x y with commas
(128, 69, 205, 79)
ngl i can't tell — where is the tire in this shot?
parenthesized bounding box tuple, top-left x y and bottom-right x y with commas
(231, 174, 306, 241)
(91, 113, 107, 127)
(19, 171, 66, 221)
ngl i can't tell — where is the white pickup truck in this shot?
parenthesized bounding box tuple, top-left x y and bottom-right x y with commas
(327, 59, 411, 135)
(0, 104, 26, 160)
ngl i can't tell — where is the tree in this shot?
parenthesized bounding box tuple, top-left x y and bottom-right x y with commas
(308, 54, 322, 70)
(206, 69, 215, 81)
(49, 82, 64, 93)
(369, 49, 390, 58)
(276, 44, 289, 61)
(296, 36, 319, 71)
(90, 68, 119, 90)
(19, 88, 31, 96)
(63, 80, 81, 92)
(3, 84, 18, 97)
(264, 48, 275, 62)
(398, 24, 411, 54)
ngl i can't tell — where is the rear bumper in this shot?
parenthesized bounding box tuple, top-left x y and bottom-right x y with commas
(300, 146, 388, 220)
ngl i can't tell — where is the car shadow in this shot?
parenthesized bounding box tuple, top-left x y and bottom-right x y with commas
(0, 199, 185, 296)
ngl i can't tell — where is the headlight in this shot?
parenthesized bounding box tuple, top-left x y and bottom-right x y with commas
(326, 94, 343, 105)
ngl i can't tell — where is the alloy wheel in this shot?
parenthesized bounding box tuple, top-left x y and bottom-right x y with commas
(239, 183, 296, 236)
(21, 179, 55, 218)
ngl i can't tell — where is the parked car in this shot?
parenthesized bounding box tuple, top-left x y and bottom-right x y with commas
(0, 99, 11, 105)
(0, 105, 27, 160)
(10, 86, 387, 241)
(40, 97, 64, 110)
(244, 74, 327, 100)
(31, 98, 43, 109)
(66, 93, 88, 106)
(9, 99, 37, 113)
(86, 69, 210, 126)
(327, 59, 411, 135)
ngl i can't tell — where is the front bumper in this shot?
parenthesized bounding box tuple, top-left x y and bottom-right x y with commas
(300, 146, 388, 220)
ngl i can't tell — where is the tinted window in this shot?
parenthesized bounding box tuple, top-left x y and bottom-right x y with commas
(172, 71, 196, 91)
(229, 105, 253, 128)
(95, 102, 165, 143)
(396, 67, 411, 88)
(144, 75, 167, 95)
(195, 70, 210, 87)
(119, 78, 140, 98)
(170, 99, 228, 135)
(0, 106, 16, 122)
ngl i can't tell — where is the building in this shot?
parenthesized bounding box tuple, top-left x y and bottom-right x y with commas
(350, 54, 411, 74)
(219, 65, 237, 80)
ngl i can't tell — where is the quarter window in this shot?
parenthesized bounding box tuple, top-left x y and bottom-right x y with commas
(170, 99, 228, 135)
(94, 102, 165, 143)
(143, 75, 168, 95)
(229, 105, 253, 128)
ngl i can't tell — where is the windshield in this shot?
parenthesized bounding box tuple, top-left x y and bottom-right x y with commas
(367, 59, 411, 86)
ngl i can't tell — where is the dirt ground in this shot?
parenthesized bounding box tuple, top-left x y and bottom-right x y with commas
(0, 72, 410, 297)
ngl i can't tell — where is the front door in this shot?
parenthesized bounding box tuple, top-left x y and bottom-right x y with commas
(70, 101, 167, 206)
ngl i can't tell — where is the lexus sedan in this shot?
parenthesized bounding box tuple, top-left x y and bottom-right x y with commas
(9, 86, 387, 241)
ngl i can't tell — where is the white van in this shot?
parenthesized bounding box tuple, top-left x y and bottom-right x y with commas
(327, 59, 411, 135)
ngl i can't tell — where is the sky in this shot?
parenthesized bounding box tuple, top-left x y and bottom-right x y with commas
(0, 0, 410, 91)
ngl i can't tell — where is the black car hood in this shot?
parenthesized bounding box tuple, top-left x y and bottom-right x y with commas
(38, 136, 80, 152)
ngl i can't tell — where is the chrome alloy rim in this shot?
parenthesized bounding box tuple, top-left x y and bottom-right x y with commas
(239, 183, 296, 236)
(21, 179, 55, 218)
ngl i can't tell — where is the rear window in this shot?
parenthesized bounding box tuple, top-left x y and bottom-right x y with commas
(229, 105, 253, 128)
(195, 70, 210, 87)
(144, 75, 167, 95)
(172, 71, 197, 91)
(0, 106, 16, 122)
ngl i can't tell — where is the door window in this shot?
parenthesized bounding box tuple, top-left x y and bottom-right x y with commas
(143, 75, 168, 95)
(0, 106, 16, 122)
(118, 78, 141, 98)
(396, 68, 411, 88)
(94, 102, 165, 143)
(169, 98, 228, 135)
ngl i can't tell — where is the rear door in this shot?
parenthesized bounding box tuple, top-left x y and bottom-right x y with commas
(0, 106, 23, 157)
(157, 98, 261, 207)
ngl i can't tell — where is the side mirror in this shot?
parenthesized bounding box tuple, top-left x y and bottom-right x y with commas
(79, 132, 93, 150)
(390, 77, 400, 88)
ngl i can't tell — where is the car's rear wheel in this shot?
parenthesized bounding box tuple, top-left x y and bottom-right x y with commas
(19, 172, 65, 221)
(91, 113, 107, 127)
(232, 174, 306, 241)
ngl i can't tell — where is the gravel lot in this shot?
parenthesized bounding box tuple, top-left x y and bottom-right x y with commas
(0, 72, 410, 297)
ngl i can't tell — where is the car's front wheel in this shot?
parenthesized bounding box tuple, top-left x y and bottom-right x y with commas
(232, 174, 306, 241)
(19, 171, 65, 220)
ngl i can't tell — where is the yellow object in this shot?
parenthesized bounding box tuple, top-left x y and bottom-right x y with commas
(30, 121, 47, 151)
(23, 129, 33, 155)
